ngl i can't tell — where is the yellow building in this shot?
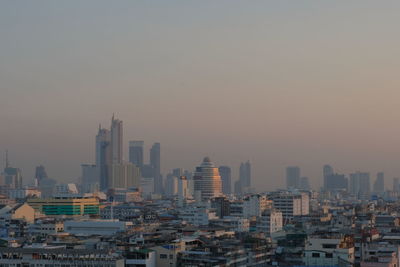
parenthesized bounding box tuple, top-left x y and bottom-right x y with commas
(27, 196, 99, 216)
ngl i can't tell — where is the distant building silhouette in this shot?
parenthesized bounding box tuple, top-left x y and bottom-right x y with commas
(235, 161, 251, 195)
(111, 115, 123, 164)
(150, 142, 162, 194)
(393, 177, 399, 192)
(218, 166, 232, 195)
(373, 172, 384, 195)
(96, 126, 111, 191)
(96, 115, 124, 191)
(240, 161, 251, 188)
(2, 152, 22, 189)
(109, 162, 140, 189)
(129, 141, 144, 169)
(323, 165, 334, 190)
(350, 172, 370, 199)
(81, 164, 99, 193)
(286, 166, 300, 189)
(325, 173, 348, 192)
(35, 165, 48, 185)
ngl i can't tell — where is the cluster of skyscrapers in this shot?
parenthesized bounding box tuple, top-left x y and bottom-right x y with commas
(81, 115, 161, 195)
(286, 164, 390, 200)
(80, 115, 252, 200)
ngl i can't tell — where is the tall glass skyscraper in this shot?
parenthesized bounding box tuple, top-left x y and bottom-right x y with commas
(286, 166, 300, 189)
(129, 141, 144, 169)
(150, 142, 162, 194)
(218, 166, 231, 195)
(96, 126, 111, 191)
(111, 115, 123, 164)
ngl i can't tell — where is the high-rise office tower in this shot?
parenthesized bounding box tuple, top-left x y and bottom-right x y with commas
(129, 141, 144, 169)
(218, 166, 232, 195)
(165, 173, 178, 197)
(234, 161, 251, 195)
(2, 152, 22, 189)
(3, 166, 23, 189)
(81, 164, 99, 193)
(234, 180, 242, 195)
(110, 162, 140, 189)
(373, 172, 384, 194)
(178, 176, 189, 207)
(350, 172, 370, 199)
(150, 142, 162, 194)
(393, 178, 400, 192)
(325, 173, 348, 192)
(240, 161, 251, 188)
(323, 165, 334, 190)
(193, 157, 222, 200)
(111, 115, 123, 164)
(286, 166, 300, 189)
(96, 126, 111, 191)
(35, 165, 48, 185)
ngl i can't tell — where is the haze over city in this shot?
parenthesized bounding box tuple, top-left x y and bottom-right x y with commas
(1, 1, 400, 190)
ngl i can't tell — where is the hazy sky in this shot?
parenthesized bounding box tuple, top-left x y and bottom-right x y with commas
(1, 1, 400, 190)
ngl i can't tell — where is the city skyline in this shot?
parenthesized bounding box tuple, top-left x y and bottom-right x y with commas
(1, 115, 394, 192)
(2, 1, 400, 190)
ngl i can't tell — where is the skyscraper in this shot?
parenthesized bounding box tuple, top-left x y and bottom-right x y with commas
(96, 126, 111, 191)
(323, 165, 334, 190)
(111, 115, 123, 164)
(165, 173, 178, 197)
(177, 176, 189, 207)
(373, 172, 384, 194)
(3, 166, 22, 189)
(193, 157, 222, 200)
(2, 152, 22, 189)
(150, 142, 162, 194)
(109, 162, 140, 189)
(325, 173, 348, 192)
(234, 161, 251, 195)
(218, 166, 231, 195)
(35, 165, 48, 185)
(286, 166, 300, 189)
(350, 172, 370, 199)
(240, 161, 251, 188)
(129, 141, 144, 169)
(393, 178, 400, 192)
(81, 164, 99, 193)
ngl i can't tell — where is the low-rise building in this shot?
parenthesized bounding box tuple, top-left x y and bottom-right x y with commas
(179, 206, 218, 226)
(27, 196, 100, 216)
(256, 209, 283, 235)
(303, 234, 355, 267)
(64, 220, 132, 236)
(0, 247, 124, 266)
(211, 216, 250, 232)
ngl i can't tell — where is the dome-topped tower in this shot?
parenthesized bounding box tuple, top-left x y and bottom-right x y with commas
(194, 157, 222, 200)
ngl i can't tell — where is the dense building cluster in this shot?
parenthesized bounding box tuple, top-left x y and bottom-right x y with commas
(1, 116, 400, 267)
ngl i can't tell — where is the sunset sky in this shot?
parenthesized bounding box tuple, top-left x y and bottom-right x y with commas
(1, 1, 400, 190)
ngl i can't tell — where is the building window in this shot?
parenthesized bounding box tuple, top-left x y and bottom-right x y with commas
(326, 253, 333, 258)
(312, 253, 320, 258)
(322, 244, 337, 249)
(160, 254, 167, 259)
